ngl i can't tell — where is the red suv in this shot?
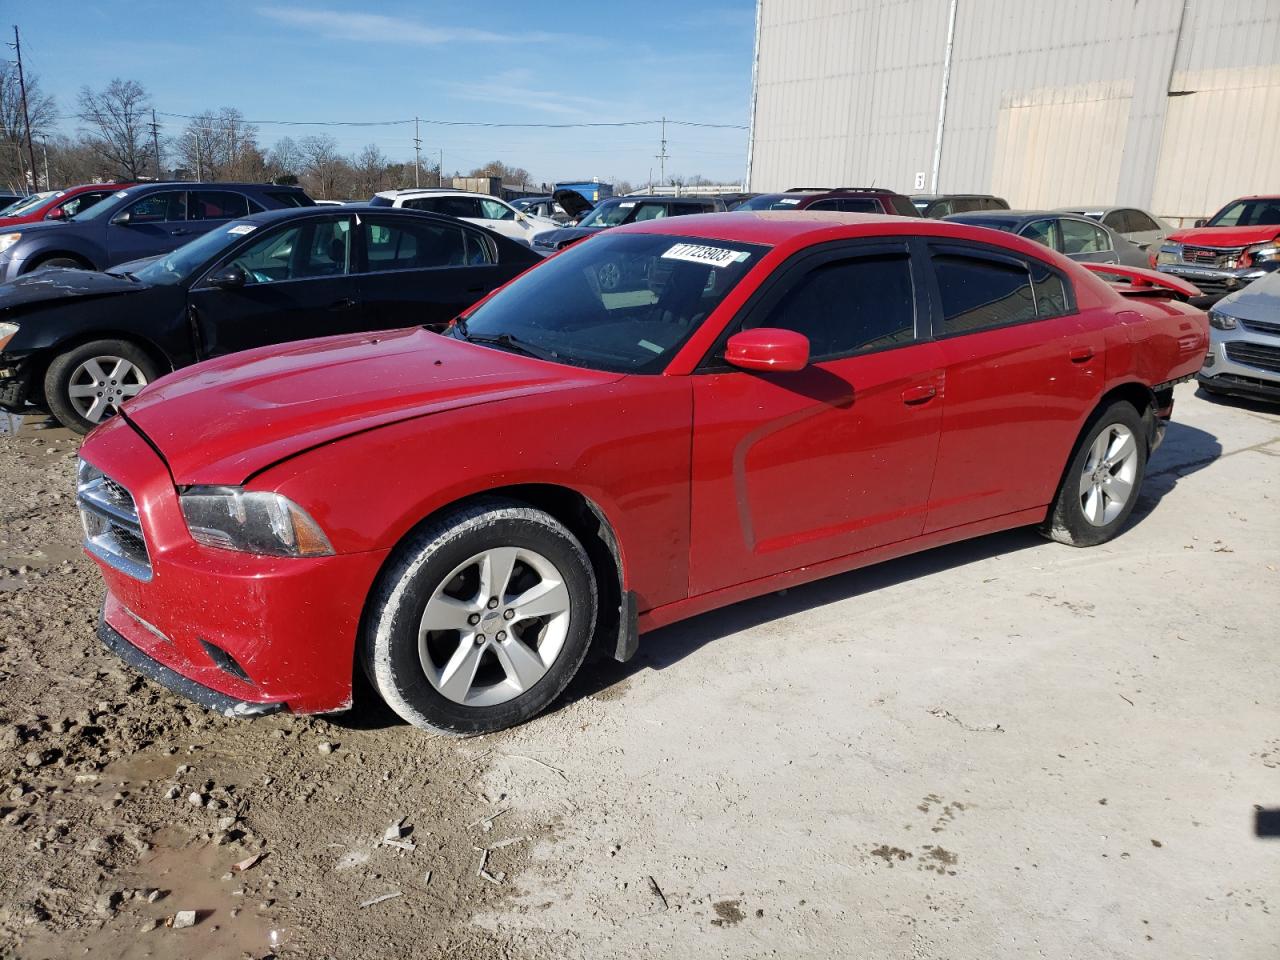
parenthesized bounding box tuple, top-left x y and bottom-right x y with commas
(0, 183, 135, 225)
(736, 187, 920, 216)
(1156, 195, 1280, 297)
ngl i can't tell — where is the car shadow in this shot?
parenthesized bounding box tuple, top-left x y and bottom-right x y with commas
(333, 418, 1225, 731)
(1195, 385, 1280, 416)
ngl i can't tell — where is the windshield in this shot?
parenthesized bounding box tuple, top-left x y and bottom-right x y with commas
(451, 232, 767, 374)
(1, 191, 55, 217)
(131, 221, 258, 285)
(70, 188, 133, 221)
(578, 200, 669, 228)
(736, 193, 813, 211)
(1207, 199, 1280, 227)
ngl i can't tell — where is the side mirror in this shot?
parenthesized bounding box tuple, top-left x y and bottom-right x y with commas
(725, 328, 809, 372)
(110, 211, 132, 226)
(206, 264, 247, 289)
(1194, 218, 1207, 228)
(45, 207, 68, 221)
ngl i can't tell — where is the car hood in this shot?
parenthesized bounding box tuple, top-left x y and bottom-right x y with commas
(1167, 225, 1280, 247)
(0, 267, 146, 313)
(1215, 268, 1280, 323)
(552, 189, 595, 220)
(536, 226, 604, 247)
(122, 326, 621, 485)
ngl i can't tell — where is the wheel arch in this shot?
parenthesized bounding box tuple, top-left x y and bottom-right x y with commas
(30, 330, 176, 407)
(25, 250, 95, 272)
(1045, 380, 1159, 527)
(361, 483, 634, 674)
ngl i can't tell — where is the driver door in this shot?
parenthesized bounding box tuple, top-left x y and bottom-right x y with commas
(187, 215, 367, 358)
(106, 190, 189, 265)
(688, 240, 945, 596)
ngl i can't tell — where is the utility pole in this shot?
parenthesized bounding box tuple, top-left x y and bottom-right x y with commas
(149, 109, 162, 179)
(439, 148, 444, 187)
(654, 116, 669, 188)
(192, 132, 202, 181)
(41, 140, 48, 189)
(10, 26, 38, 192)
(413, 116, 422, 188)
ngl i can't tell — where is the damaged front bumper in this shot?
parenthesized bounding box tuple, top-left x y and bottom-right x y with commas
(0, 352, 37, 412)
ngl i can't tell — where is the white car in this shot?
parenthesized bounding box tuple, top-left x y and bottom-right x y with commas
(369, 189, 559, 245)
(1057, 206, 1172, 251)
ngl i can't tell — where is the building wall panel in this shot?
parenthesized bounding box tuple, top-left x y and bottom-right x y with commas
(748, 0, 1280, 220)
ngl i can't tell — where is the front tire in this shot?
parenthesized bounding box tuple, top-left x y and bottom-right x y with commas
(362, 498, 597, 735)
(1044, 400, 1148, 547)
(43, 339, 159, 434)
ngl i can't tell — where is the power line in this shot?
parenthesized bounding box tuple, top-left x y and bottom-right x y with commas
(136, 112, 746, 131)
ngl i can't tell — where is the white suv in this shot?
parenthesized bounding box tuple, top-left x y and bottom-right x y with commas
(369, 190, 559, 246)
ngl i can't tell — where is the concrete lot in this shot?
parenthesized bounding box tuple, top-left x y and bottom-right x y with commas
(1, 383, 1277, 959)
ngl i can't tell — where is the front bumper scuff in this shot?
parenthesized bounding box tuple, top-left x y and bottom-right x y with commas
(99, 605, 285, 718)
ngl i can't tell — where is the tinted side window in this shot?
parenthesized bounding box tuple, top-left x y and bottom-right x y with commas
(190, 191, 250, 220)
(950, 198, 981, 214)
(265, 190, 314, 208)
(1020, 220, 1056, 250)
(808, 198, 879, 213)
(749, 253, 915, 360)
(59, 190, 113, 218)
(1128, 210, 1160, 232)
(1060, 219, 1111, 254)
(362, 217, 493, 271)
(228, 218, 350, 283)
(124, 191, 185, 223)
(477, 198, 514, 221)
(1030, 260, 1070, 319)
(1101, 210, 1126, 231)
(933, 253, 1037, 335)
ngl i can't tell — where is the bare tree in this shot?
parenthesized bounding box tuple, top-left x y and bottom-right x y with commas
(170, 107, 264, 181)
(353, 143, 392, 198)
(298, 134, 349, 199)
(468, 160, 532, 188)
(77, 79, 154, 180)
(0, 63, 56, 190)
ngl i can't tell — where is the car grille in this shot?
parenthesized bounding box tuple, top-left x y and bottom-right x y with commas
(1225, 341, 1280, 374)
(1241, 316, 1280, 336)
(77, 460, 152, 581)
(1182, 245, 1244, 267)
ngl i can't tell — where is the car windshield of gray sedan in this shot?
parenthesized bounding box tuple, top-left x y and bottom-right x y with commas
(451, 233, 766, 374)
(130, 222, 256, 285)
(577, 200, 669, 228)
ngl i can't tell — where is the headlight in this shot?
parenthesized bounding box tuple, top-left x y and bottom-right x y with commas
(0, 321, 18, 351)
(1155, 245, 1181, 266)
(1241, 241, 1280, 267)
(1208, 310, 1237, 330)
(179, 487, 333, 557)
(0, 232, 21, 254)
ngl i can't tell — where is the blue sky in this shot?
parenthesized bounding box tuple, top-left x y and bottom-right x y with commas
(20, 1, 755, 186)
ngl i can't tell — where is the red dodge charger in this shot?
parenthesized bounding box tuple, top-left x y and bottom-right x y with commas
(77, 212, 1209, 734)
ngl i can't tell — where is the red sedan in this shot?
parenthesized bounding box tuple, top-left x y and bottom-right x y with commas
(77, 213, 1209, 734)
(0, 182, 134, 225)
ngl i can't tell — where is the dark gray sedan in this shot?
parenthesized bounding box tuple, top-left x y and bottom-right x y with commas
(943, 210, 1150, 269)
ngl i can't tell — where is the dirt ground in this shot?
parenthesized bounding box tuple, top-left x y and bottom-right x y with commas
(1, 383, 1278, 960)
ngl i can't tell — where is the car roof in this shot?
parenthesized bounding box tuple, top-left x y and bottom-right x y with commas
(375, 188, 505, 201)
(613, 209, 960, 244)
(233, 204, 469, 226)
(610, 195, 711, 203)
(945, 209, 1094, 222)
(911, 193, 1001, 201)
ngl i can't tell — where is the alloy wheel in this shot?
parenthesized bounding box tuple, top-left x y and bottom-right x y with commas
(67, 356, 149, 423)
(1078, 424, 1138, 526)
(418, 546, 571, 707)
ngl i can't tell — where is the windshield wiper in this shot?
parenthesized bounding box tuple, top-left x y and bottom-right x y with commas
(464, 331, 552, 361)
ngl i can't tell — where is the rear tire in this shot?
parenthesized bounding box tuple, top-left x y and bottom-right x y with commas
(1044, 400, 1148, 547)
(43, 339, 159, 434)
(362, 498, 597, 735)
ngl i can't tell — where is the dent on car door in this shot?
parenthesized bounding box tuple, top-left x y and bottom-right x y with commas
(689, 240, 945, 596)
(357, 216, 506, 331)
(187, 216, 362, 357)
(921, 244, 1101, 532)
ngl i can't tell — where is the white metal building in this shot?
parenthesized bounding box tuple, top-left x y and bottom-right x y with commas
(746, 0, 1280, 223)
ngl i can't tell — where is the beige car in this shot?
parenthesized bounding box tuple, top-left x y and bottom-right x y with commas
(1058, 206, 1171, 252)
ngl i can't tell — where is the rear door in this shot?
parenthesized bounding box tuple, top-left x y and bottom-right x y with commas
(106, 190, 189, 264)
(356, 214, 512, 331)
(187, 214, 366, 357)
(689, 239, 945, 595)
(184, 190, 255, 242)
(1059, 217, 1118, 265)
(921, 243, 1103, 532)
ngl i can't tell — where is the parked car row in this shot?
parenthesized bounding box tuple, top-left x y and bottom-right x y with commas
(0, 205, 539, 431)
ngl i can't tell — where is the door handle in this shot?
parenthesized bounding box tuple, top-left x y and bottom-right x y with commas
(901, 384, 937, 405)
(1069, 346, 1094, 364)
(329, 298, 360, 311)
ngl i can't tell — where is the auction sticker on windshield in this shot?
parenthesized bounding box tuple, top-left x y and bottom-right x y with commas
(227, 224, 257, 236)
(661, 243, 751, 268)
